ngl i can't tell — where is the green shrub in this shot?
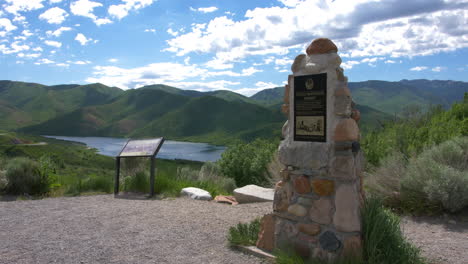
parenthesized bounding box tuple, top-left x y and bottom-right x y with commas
(219, 139, 277, 187)
(5, 157, 49, 195)
(81, 173, 113, 193)
(363, 198, 426, 264)
(227, 218, 261, 246)
(122, 171, 150, 193)
(365, 152, 406, 208)
(401, 137, 468, 213)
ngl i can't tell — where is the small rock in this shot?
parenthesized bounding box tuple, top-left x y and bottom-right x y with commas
(180, 187, 212, 201)
(297, 223, 321, 236)
(214, 195, 238, 205)
(233, 185, 274, 204)
(319, 231, 341, 252)
(288, 204, 308, 217)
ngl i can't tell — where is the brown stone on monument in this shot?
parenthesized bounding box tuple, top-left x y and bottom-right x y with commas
(306, 38, 338, 55)
(291, 54, 306, 73)
(256, 214, 276, 252)
(293, 175, 311, 194)
(334, 86, 351, 97)
(284, 84, 290, 104)
(334, 118, 359, 141)
(311, 179, 335, 196)
(281, 104, 289, 114)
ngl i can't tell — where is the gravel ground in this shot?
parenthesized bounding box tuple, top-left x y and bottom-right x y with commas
(0, 195, 271, 264)
(0, 195, 466, 264)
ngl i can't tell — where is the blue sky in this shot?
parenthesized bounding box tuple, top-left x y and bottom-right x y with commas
(1, 0, 467, 95)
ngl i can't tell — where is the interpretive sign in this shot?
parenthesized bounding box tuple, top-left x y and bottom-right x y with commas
(118, 138, 164, 157)
(115, 138, 165, 197)
(294, 73, 327, 142)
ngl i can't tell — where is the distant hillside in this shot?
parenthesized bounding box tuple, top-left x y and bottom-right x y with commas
(0, 81, 123, 129)
(20, 86, 284, 145)
(250, 80, 468, 115)
(250, 86, 284, 105)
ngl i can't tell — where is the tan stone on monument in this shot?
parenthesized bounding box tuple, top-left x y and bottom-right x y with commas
(334, 118, 359, 141)
(309, 197, 333, 224)
(306, 38, 338, 55)
(297, 223, 321, 236)
(256, 214, 276, 252)
(334, 184, 361, 232)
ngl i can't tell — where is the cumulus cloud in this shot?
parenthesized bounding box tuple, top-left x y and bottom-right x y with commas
(166, 0, 468, 67)
(75, 33, 92, 45)
(4, 0, 44, 15)
(46, 27, 72, 37)
(410, 66, 428, 71)
(35, 58, 55, 65)
(0, 41, 30, 54)
(108, 58, 118, 63)
(190, 7, 218, 13)
(144, 28, 156, 33)
(108, 0, 154, 20)
(0, 18, 17, 32)
(70, 0, 111, 25)
(44, 40, 62, 48)
(39, 7, 68, 24)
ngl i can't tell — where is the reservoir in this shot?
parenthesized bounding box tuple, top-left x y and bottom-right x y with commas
(45, 136, 225, 162)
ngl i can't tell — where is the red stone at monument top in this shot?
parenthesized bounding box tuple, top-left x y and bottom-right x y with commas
(306, 38, 338, 55)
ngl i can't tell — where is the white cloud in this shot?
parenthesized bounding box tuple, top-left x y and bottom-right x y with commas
(86, 62, 210, 90)
(342, 60, 360, 70)
(241, 67, 262, 76)
(385, 60, 396, 64)
(66, 60, 92, 65)
(275, 58, 293, 66)
(190, 7, 218, 13)
(56, 63, 69, 67)
(94, 18, 112, 25)
(75, 33, 92, 45)
(35, 58, 55, 65)
(44, 40, 62, 48)
(0, 42, 30, 54)
(144, 28, 156, 33)
(33, 47, 43, 52)
(255, 81, 279, 89)
(39, 7, 68, 24)
(0, 18, 17, 32)
(108, 0, 154, 20)
(410, 66, 428, 71)
(4, 0, 44, 14)
(167, 28, 178, 37)
(70, 0, 111, 25)
(184, 57, 190, 65)
(49, 0, 63, 3)
(166, 0, 468, 66)
(46, 26, 72, 37)
(205, 58, 233, 70)
(108, 58, 118, 63)
(432, 66, 445, 72)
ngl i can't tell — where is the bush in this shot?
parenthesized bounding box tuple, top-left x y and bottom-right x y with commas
(218, 139, 277, 187)
(227, 218, 261, 246)
(122, 171, 150, 193)
(365, 152, 406, 208)
(5, 157, 49, 195)
(401, 137, 468, 213)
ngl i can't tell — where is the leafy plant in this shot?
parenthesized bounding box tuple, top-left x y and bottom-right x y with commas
(401, 137, 468, 213)
(227, 218, 261, 246)
(219, 139, 277, 187)
(5, 157, 49, 195)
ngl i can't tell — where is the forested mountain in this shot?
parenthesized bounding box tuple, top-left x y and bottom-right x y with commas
(2, 79, 465, 144)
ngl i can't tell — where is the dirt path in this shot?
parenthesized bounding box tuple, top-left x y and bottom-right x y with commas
(0, 195, 466, 264)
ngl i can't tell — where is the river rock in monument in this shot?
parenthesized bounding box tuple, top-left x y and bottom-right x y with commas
(233, 185, 274, 204)
(180, 187, 213, 201)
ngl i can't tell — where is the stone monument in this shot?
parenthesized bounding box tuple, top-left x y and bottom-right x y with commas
(256, 38, 364, 262)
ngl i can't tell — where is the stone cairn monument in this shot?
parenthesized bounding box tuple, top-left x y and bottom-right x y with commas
(256, 38, 365, 262)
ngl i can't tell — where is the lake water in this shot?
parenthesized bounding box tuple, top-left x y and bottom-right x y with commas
(44, 136, 225, 162)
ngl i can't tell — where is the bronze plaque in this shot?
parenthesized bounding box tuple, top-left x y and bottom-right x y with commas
(118, 138, 164, 157)
(294, 73, 327, 142)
